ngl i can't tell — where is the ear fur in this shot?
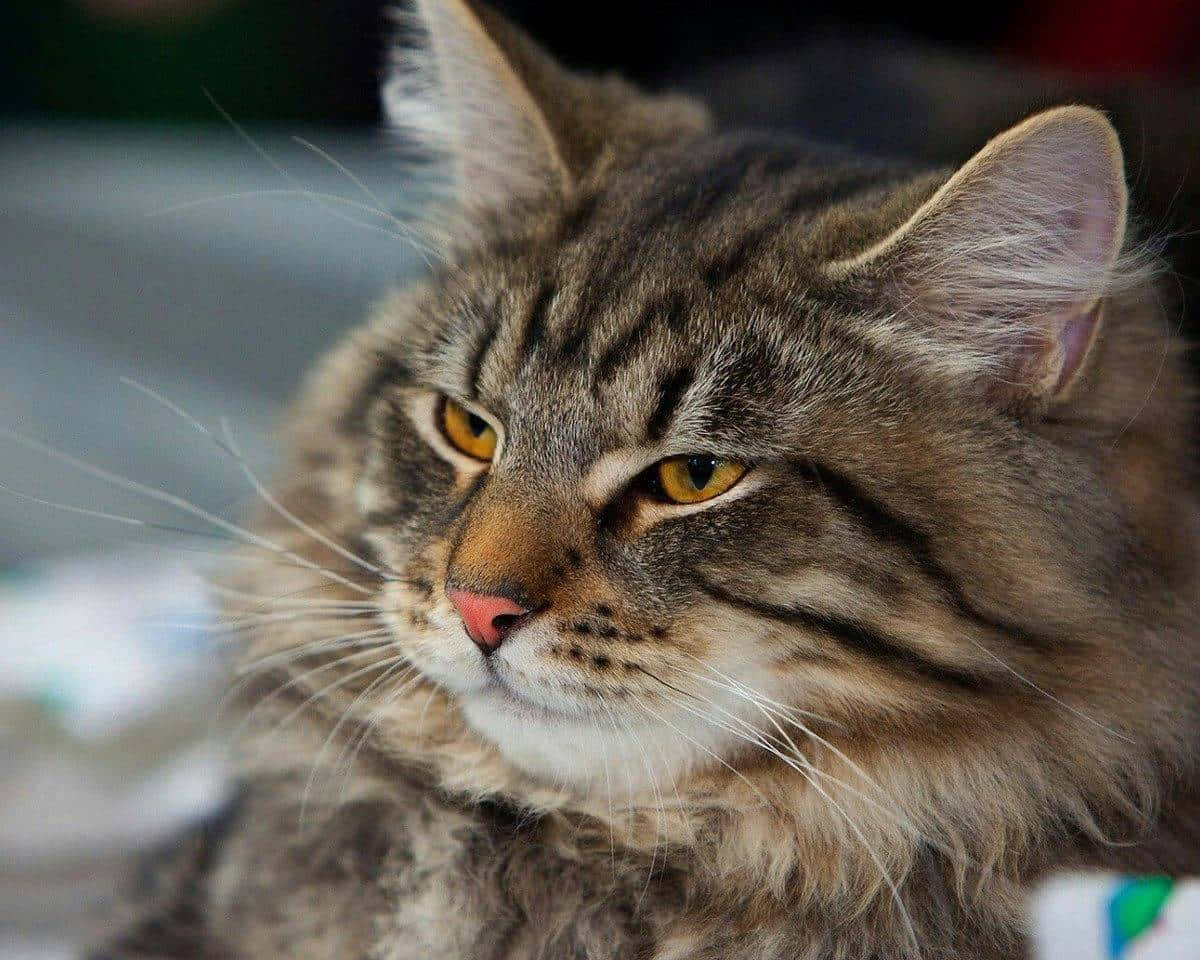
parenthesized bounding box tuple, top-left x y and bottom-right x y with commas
(384, 0, 708, 249)
(828, 106, 1150, 408)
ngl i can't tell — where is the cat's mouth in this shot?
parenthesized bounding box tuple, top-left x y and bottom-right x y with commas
(479, 660, 603, 723)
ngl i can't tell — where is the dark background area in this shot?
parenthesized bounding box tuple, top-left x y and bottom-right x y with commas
(4, 0, 1198, 125)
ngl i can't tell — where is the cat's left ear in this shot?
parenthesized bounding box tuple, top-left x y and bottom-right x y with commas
(384, 0, 708, 245)
(828, 106, 1133, 409)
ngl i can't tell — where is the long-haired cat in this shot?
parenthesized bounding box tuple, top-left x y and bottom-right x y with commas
(95, 1, 1200, 957)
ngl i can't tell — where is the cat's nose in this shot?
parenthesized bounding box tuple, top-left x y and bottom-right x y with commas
(447, 589, 531, 654)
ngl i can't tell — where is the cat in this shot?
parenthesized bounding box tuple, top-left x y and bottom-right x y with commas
(94, 1, 1200, 957)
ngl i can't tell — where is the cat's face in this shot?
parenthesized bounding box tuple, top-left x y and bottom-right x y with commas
(338, 128, 1128, 788)
(251, 1, 1190, 809)
(357, 150, 934, 785)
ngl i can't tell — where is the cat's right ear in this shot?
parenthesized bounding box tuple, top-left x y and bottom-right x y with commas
(826, 106, 1148, 412)
(384, 0, 708, 246)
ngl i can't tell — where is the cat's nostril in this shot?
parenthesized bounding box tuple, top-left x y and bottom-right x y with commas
(447, 589, 531, 654)
(491, 612, 523, 634)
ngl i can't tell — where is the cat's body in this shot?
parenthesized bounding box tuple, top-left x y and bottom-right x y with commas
(96, 3, 1200, 958)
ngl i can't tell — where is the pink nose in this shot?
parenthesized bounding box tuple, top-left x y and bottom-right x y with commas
(447, 589, 531, 653)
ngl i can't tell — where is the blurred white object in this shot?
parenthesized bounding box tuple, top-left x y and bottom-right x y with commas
(1032, 873, 1200, 959)
(0, 546, 231, 956)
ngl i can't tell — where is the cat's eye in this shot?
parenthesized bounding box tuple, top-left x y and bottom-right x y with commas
(441, 398, 497, 461)
(649, 456, 747, 505)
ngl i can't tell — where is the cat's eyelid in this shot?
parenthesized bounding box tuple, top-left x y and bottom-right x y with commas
(442, 393, 501, 435)
(632, 470, 765, 524)
(400, 388, 503, 471)
(582, 446, 757, 511)
(409, 368, 491, 419)
(582, 448, 660, 509)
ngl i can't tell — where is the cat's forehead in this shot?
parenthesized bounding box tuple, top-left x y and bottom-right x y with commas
(566, 133, 912, 265)
(407, 134, 926, 464)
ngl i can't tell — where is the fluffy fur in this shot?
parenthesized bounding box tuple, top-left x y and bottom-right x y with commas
(96, 3, 1200, 959)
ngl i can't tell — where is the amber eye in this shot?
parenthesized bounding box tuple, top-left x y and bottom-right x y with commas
(651, 456, 747, 505)
(440, 398, 497, 461)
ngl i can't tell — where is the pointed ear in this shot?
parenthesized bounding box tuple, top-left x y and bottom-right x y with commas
(828, 106, 1138, 408)
(384, 0, 708, 245)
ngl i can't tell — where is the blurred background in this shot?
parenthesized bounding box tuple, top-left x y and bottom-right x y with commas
(1, 1, 1197, 956)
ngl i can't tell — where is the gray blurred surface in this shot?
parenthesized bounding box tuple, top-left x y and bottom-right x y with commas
(0, 123, 429, 563)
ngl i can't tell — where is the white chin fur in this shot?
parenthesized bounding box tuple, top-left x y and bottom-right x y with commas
(458, 689, 721, 791)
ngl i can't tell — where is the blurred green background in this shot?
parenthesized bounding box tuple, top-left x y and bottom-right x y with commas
(0, 0, 382, 125)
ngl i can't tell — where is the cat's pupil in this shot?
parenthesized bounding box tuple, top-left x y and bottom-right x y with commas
(468, 413, 489, 437)
(686, 456, 717, 490)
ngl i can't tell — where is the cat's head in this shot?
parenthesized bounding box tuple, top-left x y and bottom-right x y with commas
(254, 0, 1195, 873)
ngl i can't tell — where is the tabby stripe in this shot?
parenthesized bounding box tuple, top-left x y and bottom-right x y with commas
(364, 509, 402, 528)
(560, 191, 599, 240)
(650, 140, 763, 226)
(798, 459, 1053, 650)
(699, 172, 890, 287)
(449, 470, 489, 522)
(754, 147, 805, 179)
(595, 291, 686, 382)
(555, 322, 590, 362)
(646, 364, 695, 441)
(701, 227, 768, 287)
(518, 280, 555, 366)
(107, 789, 245, 955)
(465, 318, 499, 397)
(694, 576, 994, 691)
(336, 354, 409, 436)
(780, 170, 887, 217)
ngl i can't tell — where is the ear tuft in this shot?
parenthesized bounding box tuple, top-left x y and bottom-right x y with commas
(383, 0, 569, 243)
(830, 106, 1153, 408)
(383, 0, 709, 252)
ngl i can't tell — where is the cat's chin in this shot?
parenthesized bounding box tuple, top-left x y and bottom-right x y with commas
(456, 683, 713, 792)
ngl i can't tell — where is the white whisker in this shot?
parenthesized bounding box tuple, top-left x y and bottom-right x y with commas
(215, 632, 393, 730)
(300, 658, 414, 819)
(626, 698, 771, 808)
(606, 702, 665, 909)
(596, 709, 621, 881)
(231, 629, 392, 679)
(253, 655, 403, 747)
(232, 645, 393, 738)
(678, 656, 881, 794)
(152, 188, 434, 250)
(116, 377, 387, 581)
(0, 426, 373, 596)
(332, 670, 426, 805)
(967, 639, 1133, 743)
(671, 673, 938, 854)
(0, 481, 231, 542)
(208, 584, 377, 610)
(197, 89, 439, 260)
(289, 136, 438, 269)
(642, 684, 919, 953)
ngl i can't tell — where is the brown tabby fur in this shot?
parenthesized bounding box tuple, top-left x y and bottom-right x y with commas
(96, 3, 1200, 958)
